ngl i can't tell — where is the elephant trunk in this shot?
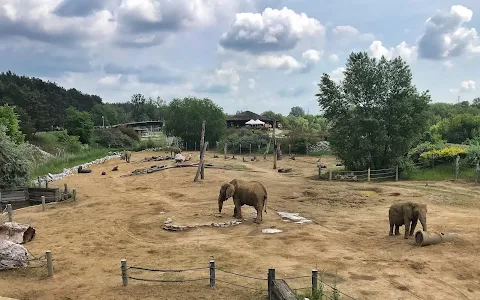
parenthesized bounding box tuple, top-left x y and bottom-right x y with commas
(420, 216, 427, 232)
(218, 197, 224, 213)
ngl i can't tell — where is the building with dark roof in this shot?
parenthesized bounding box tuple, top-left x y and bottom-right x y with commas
(226, 111, 278, 128)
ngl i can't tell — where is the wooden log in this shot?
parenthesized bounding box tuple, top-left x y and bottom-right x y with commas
(278, 168, 292, 173)
(200, 120, 206, 179)
(273, 120, 277, 170)
(0, 222, 36, 244)
(194, 141, 209, 182)
(272, 279, 297, 300)
(0, 240, 28, 270)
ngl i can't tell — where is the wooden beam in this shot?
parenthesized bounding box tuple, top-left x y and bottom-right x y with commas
(273, 120, 277, 170)
(194, 141, 209, 182)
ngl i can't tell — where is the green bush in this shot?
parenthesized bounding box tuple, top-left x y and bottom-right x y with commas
(134, 137, 167, 151)
(0, 125, 34, 189)
(419, 146, 467, 166)
(117, 125, 140, 142)
(407, 141, 446, 163)
(30, 130, 83, 154)
(219, 129, 271, 154)
(92, 128, 137, 149)
(466, 137, 480, 164)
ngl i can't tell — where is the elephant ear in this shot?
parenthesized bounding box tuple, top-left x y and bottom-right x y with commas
(229, 179, 239, 189)
(225, 184, 235, 199)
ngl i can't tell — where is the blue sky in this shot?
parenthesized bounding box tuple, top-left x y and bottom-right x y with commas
(1, 0, 479, 115)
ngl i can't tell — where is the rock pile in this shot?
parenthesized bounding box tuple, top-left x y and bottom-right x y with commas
(163, 217, 243, 231)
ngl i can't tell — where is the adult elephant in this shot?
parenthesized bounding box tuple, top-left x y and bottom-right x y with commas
(389, 201, 427, 239)
(217, 179, 267, 224)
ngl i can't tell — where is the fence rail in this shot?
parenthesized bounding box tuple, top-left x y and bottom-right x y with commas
(320, 166, 399, 182)
(120, 259, 357, 299)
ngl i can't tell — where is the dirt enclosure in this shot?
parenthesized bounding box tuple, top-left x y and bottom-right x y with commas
(1, 151, 480, 300)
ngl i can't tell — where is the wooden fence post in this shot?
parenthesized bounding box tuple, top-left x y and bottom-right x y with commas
(121, 259, 128, 286)
(268, 268, 276, 300)
(312, 269, 318, 297)
(200, 121, 206, 179)
(186, 142, 188, 151)
(395, 166, 399, 181)
(329, 170, 332, 180)
(194, 141, 209, 182)
(224, 143, 228, 159)
(249, 144, 252, 155)
(476, 161, 479, 184)
(7, 204, 12, 222)
(41, 196, 46, 211)
(318, 165, 322, 179)
(38, 177, 41, 188)
(367, 168, 371, 182)
(72, 189, 76, 201)
(46, 250, 53, 277)
(209, 260, 215, 288)
(273, 121, 277, 170)
(239, 144, 242, 155)
(195, 142, 197, 151)
(289, 144, 291, 156)
(306, 142, 309, 155)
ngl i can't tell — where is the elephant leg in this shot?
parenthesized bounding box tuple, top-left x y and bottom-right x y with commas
(394, 225, 400, 235)
(389, 223, 394, 236)
(233, 206, 237, 218)
(233, 198, 243, 219)
(404, 218, 411, 239)
(410, 218, 418, 236)
(255, 203, 263, 224)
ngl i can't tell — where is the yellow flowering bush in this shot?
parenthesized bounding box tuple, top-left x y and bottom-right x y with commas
(419, 146, 467, 165)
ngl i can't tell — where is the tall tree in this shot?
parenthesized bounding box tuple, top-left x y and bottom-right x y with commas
(316, 52, 430, 170)
(164, 97, 226, 145)
(64, 107, 94, 144)
(289, 106, 305, 117)
(0, 104, 24, 144)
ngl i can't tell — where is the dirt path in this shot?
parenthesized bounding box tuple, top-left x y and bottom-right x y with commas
(0, 152, 479, 300)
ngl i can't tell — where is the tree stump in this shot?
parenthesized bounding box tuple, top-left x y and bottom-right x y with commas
(0, 240, 28, 270)
(0, 222, 36, 244)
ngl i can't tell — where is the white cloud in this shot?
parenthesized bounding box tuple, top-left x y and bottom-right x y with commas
(98, 75, 122, 86)
(329, 54, 339, 62)
(417, 5, 480, 59)
(218, 7, 325, 53)
(368, 40, 418, 63)
(443, 60, 454, 68)
(460, 80, 475, 91)
(248, 78, 255, 89)
(247, 49, 322, 73)
(330, 67, 345, 83)
(332, 25, 375, 41)
(449, 80, 476, 93)
(194, 63, 240, 94)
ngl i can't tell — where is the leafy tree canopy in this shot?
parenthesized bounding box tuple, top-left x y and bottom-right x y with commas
(289, 106, 305, 117)
(0, 104, 24, 144)
(64, 107, 94, 144)
(0, 125, 33, 189)
(316, 51, 430, 170)
(164, 97, 226, 145)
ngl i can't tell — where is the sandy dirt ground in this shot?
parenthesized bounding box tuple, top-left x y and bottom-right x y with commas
(0, 151, 479, 300)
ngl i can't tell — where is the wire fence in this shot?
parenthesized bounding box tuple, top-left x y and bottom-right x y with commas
(120, 259, 357, 299)
(319, 166, 399, 182)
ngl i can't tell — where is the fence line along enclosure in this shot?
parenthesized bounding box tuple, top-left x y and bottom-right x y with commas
(120, 259, 356, 300)
(319, 166, 399, 182)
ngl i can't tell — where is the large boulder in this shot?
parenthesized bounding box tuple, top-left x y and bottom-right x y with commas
(0, 222, 36, 244)
(0, 240, 28, 270)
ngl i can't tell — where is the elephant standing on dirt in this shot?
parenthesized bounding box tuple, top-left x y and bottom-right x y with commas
(389, 202, 427, 239)
(120, 151, 131, 163)
(217, 179, 267, 224)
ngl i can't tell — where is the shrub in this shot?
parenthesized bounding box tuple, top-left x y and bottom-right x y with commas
(92, 128, 137, 149)
(0, 125, 34, 189)
(117, 125, 140, 142)
(134, 138, 167, 151)
(57, 130, 83, 153)
(466, 137, 480, 164)
(407, 141, 446, 163)
(219, 129, 271, 153)
(419, 146, 467, 166)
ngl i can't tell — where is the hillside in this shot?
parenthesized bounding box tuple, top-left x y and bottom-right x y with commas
(0, 71, 103, 135)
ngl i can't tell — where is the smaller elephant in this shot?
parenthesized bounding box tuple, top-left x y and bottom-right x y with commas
(218, 179, 267, 224)
(120, 151, 131, 163)
(389, 201, 427, 239)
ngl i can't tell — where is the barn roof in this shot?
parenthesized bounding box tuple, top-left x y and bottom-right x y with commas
(226, 111, 274, 122)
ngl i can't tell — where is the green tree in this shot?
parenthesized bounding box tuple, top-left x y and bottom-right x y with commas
(316, 52, 430, 170)
(0, 104, 24, 144)
(90, 103, 121, 126)
(64, 107, 94, 144)
(261, 110, 286, 126)
(435, 114, 480, 144)
(289, 106, 305, 117)
(164, 97, 226, 146)
(0, 125, 33, 189)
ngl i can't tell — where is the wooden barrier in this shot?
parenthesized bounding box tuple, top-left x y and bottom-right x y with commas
(27, 188, 61, 204)
(271, 279, 297, 300)
(0, 189, 28, 208)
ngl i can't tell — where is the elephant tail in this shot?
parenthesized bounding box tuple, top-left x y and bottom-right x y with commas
(264, 195, 267, 213)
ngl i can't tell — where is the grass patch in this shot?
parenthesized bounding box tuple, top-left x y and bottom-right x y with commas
(406, 162, 476, 181)
(31, 147, 111, 178)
